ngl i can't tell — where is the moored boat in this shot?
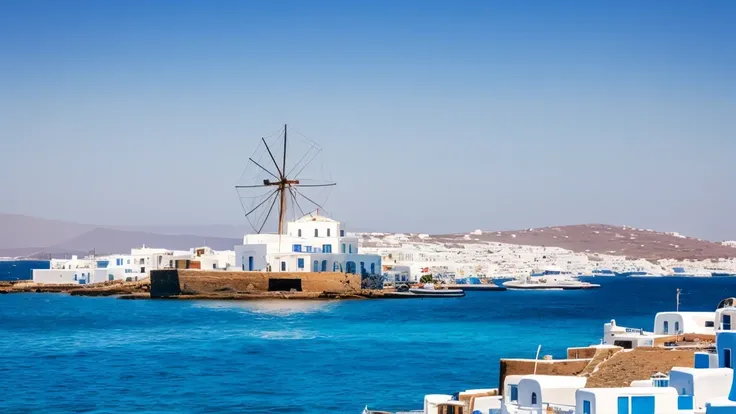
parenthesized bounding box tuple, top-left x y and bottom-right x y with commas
(503, 267, 600, 290)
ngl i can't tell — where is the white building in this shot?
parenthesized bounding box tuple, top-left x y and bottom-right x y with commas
(574, 387, 685, 414)
(603, 311, 716, 349)
(234, 213, 381, 276)
(501, 375, 586, 414)
(31, 245, 231, 284)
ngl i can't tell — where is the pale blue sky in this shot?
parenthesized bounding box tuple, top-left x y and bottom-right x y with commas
(1, 1, 734, 239)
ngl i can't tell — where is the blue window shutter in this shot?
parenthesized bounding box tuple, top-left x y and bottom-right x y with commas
(617, 396, 629, 414)
(298, 258, 304, 269)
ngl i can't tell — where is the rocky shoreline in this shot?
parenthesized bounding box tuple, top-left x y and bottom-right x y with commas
(0, 280, 396, 301)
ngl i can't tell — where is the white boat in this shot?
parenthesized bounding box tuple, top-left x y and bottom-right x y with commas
(406, 284, 465, 296)
(503, 267, 600, 290)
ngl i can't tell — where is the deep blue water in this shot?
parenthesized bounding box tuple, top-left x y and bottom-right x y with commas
(1, 277, 735, 413)
(0, 260, 50, 280)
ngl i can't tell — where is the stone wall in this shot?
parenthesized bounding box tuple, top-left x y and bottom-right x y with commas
(498, 358, 591, 394)
(567, 347, 599, 359)
(150, 269, 361, 297)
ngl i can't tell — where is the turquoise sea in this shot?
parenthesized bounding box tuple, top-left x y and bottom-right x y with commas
(1, 277, 734, 413)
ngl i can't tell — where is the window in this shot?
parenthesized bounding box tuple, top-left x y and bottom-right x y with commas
(725, 348, 732, 369)
(141, 267, 145, 273)
(314, 260, 319, 272)
(724, 315, 732, 330)
(322, 244, 332, 253)
(583, 400, 591, 414)
(617, 396, 629, 414)
(281, 261, 286, 271)
(315, 229, 319, 237)
(248, 256, 254, 271)
(297, 258, 304, 269)
(342, 244, 346, 253)
(531, 392, 537, 405)
(321, 260, 327, 272)
(349, 245, 352, 254)
(298, 229, 302, 237)
(212, 263, 217, 269)
(509, 385, 518, 402)
(674, 321, 680, 333)
(327, 228, 331, 237)
(706, 321, 715, 327)
(663, 321, 669, 334)
(306, 246, 312, 253)
(340, 230, 344, 237)
(292, 244, 302, 252)
(74, 274, 78, 281)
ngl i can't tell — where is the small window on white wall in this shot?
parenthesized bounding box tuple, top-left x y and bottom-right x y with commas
(327, 228, 331, 237)
(315, 229, 319, 237)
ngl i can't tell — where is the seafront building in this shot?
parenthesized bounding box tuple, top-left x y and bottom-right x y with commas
(31, 246, 234, 284)
(365, 298, 736, 414)
(234, 213, 381, 276)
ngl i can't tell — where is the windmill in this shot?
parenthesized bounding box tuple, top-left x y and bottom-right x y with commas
(235, 124, 336, 235)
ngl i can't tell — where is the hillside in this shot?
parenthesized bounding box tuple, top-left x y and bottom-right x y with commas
(363, 224, 736, 261)
(433, 224, 736, 260)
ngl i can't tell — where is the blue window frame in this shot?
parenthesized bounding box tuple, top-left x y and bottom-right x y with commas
(583, 400, 591, 414)
(321, 260, 328, 272)
(349, 245, 352, 254)
(724, 314, 732, 330)
(322, 244, 332, 253)
(248, 256, 254, 271)
(509, 385, 518, 402)
(631, 396, 654, 414)
(531, 392, 537, 405)
(306, 246, 312, 253)
(297, 258, 304, 269)
(341, 244, 346, 253)
(292, 244, 302, 252)
(617, 396, 629, 414)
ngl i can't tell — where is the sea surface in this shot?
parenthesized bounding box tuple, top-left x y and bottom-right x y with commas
(1, 277, 734, 413)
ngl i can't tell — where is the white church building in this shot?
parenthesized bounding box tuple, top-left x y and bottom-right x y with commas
(235, 213, 381, 276)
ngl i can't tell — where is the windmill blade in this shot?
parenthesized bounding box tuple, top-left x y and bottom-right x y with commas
(236, 184, 272, 189)
(295, 183, 336, 188)
(243, 189, 279, 217)
(288, 186, 306, 217)
(282, 124, 288, 179)
(293, 187, 329, 214)
(263, 136, 284, 178)
(249, 157, 279, 180)
(257, 191, 280, 234)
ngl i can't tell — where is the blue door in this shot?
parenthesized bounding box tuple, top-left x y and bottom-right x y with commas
(248, 256, 254, 271)
(583, 400, 591, 414)
(631, 396, 655, 414)
(321, 260, 328, 272)
(617, 396, 629, 414)
(509, 385, 518, 402)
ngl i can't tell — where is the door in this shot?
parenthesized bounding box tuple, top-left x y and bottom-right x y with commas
(248, 256, 254, 271)
(617, 396, 629, 414)
(631, 396, 655, 414)
(583, 400, 591, 414)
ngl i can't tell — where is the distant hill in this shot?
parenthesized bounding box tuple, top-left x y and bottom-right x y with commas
(431, 224, 736, 260)
(49, 228, 240, 255)
(0, 214, 242, 258)
(0, 214, 93, 249)
(1, 214, 734, 260)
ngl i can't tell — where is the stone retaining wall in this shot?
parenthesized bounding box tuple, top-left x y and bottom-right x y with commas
(150, 269, 361, 297)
